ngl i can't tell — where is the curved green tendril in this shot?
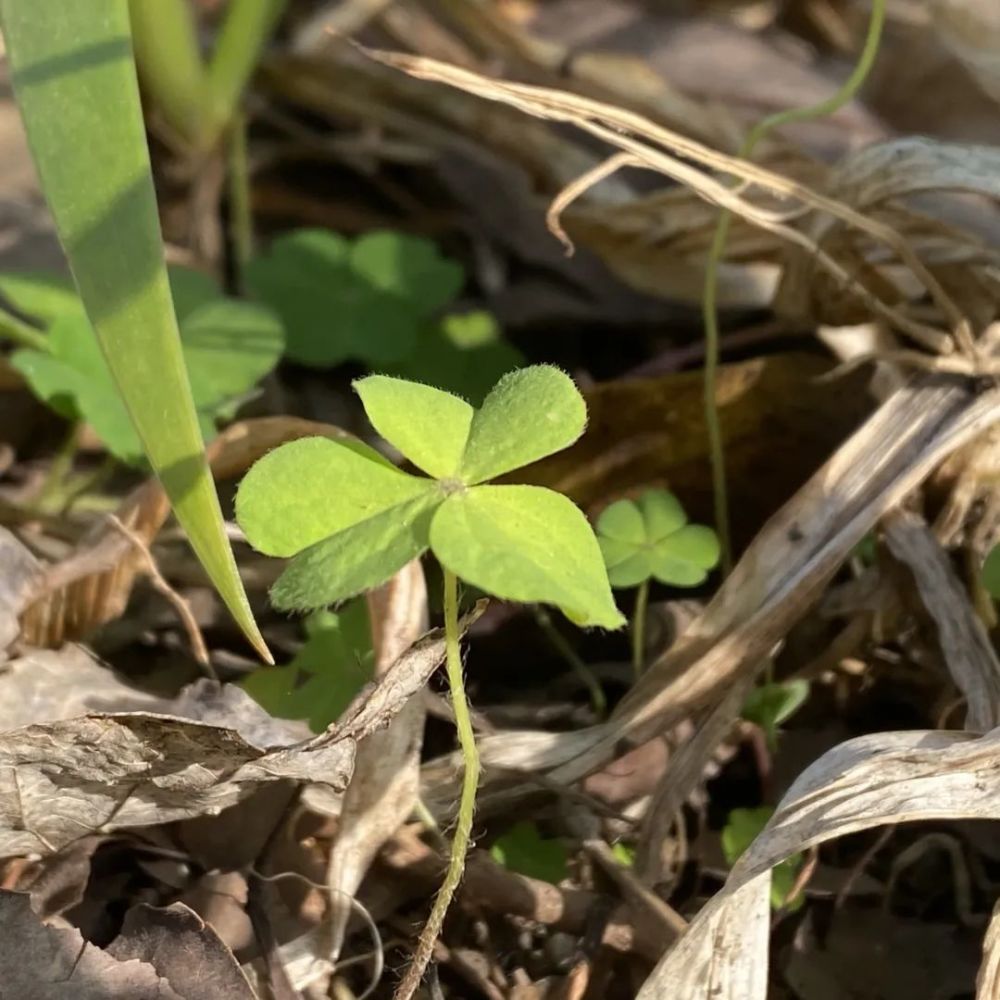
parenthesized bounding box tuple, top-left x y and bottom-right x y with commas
(702, 0, 887, 573)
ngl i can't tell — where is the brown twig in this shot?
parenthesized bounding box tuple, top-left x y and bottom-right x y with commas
(105, 514, 214, 678)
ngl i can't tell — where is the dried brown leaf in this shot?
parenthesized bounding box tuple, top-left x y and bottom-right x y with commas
(0, 608, 481, 857)
(639, 726, 1000, 998)
(932, 0, 1000, 104)
(0, 645, 167, 731)
(107, 902, 256, 999)
(325, 559, 429, 960)
(884, 508, 1000, 731)
(0, 890, 183, 999)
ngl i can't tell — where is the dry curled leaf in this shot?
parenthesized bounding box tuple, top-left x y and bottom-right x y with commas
(324, 558, 429, 961)
(518, 353, 872, 544)
(0, 608, 481, 857)
(884, 508, 1000, 731)
(932, 0, 1000, 104)
(639, 725, 1000, 998)
(107, 902, 256, 1000)
(0, 890, 183, 1000)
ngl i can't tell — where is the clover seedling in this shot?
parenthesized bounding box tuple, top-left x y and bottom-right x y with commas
(742, 678, 809, 750)
(245, 228, 523, 400)
(4, 267, 284, 465)
(596, 489, 720, 674)
(236, 365, 623, 981)
(722, 807, 804, 911)
(242, 601, 373, 733)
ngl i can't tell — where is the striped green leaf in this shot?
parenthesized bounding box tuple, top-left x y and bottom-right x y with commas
(0, 0, 269, 660)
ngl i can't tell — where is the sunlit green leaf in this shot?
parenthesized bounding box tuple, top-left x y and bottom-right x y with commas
(236, 435, 436, 558)
(597, 489, 720, 588)
(722, 806, 803, 910)
(490, 821, 568, 884)
(386, 311, 523, 404)
(182, 297, 283, 406)
(271, 492, 439, 611)
(742, 680, 809, 749)
(611, 842, 635, 867)
(459, 366, 587, 484)
(351, 230, 462, 314)
(12, 269, 283, 465)
(242, 602, 373, 732)
(238, 368, 619, 626)
(354, 374, 473, 479)
(246, 228, 460, 367)
(430, 485, 625, 629)
(0, 0, 267, 657)
(0, 271, 79, 324)
(983, 544, 1000, 598)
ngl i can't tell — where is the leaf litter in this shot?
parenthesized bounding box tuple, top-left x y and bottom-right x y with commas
(6, 2, 1000, 997)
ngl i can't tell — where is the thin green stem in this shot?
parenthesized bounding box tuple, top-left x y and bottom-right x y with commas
(129, 0, 210, 148)
(631, 578, 649, 679)
(206, 0, 286, 140)
(533, 606, 606, 717)
(57, 454, 118, 515)
(35, 422, 81, 511)
(394, 571, 480, 1000)
(0, 305, 48, 352)
(702, 0, 886, 575)
(227, 111, 253, 285)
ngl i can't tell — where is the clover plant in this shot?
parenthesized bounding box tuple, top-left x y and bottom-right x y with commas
(596, 488, 720, 674)
(742, 679, 809, 751)
(242, 600, 373, 733)
(236, 365, 623, 974)
(245, 228, 523, 401)
(722, 806, 804, 911)
(3, 267, 283, 466)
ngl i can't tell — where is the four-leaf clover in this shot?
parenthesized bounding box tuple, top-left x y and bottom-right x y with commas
(236, 366, 625, 629)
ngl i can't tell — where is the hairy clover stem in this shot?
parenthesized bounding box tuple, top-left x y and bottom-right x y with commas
(703, 0, 887, 573)
(395, 569, 480, 1000)
(228, 111, 253, 284)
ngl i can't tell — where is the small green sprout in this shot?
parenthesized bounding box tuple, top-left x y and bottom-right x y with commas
(5, 267, 283, 465)
(244, 228, 523, 400)
(722, 806, 804, 911)
(236, 365, 623, 984)
(595, 489, 720, 674)
(982, 544, 1000, 599)
(742, 679, 809, 750)
(490, 821, 569, 884)
(242, 601, 373, 733)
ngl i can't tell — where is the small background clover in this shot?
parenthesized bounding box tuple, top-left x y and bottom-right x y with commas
(596, 489, 721, 588)
(5, 267, 283, 465)
(245, 228, 522, 401)
(595, 488, 720, 672)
